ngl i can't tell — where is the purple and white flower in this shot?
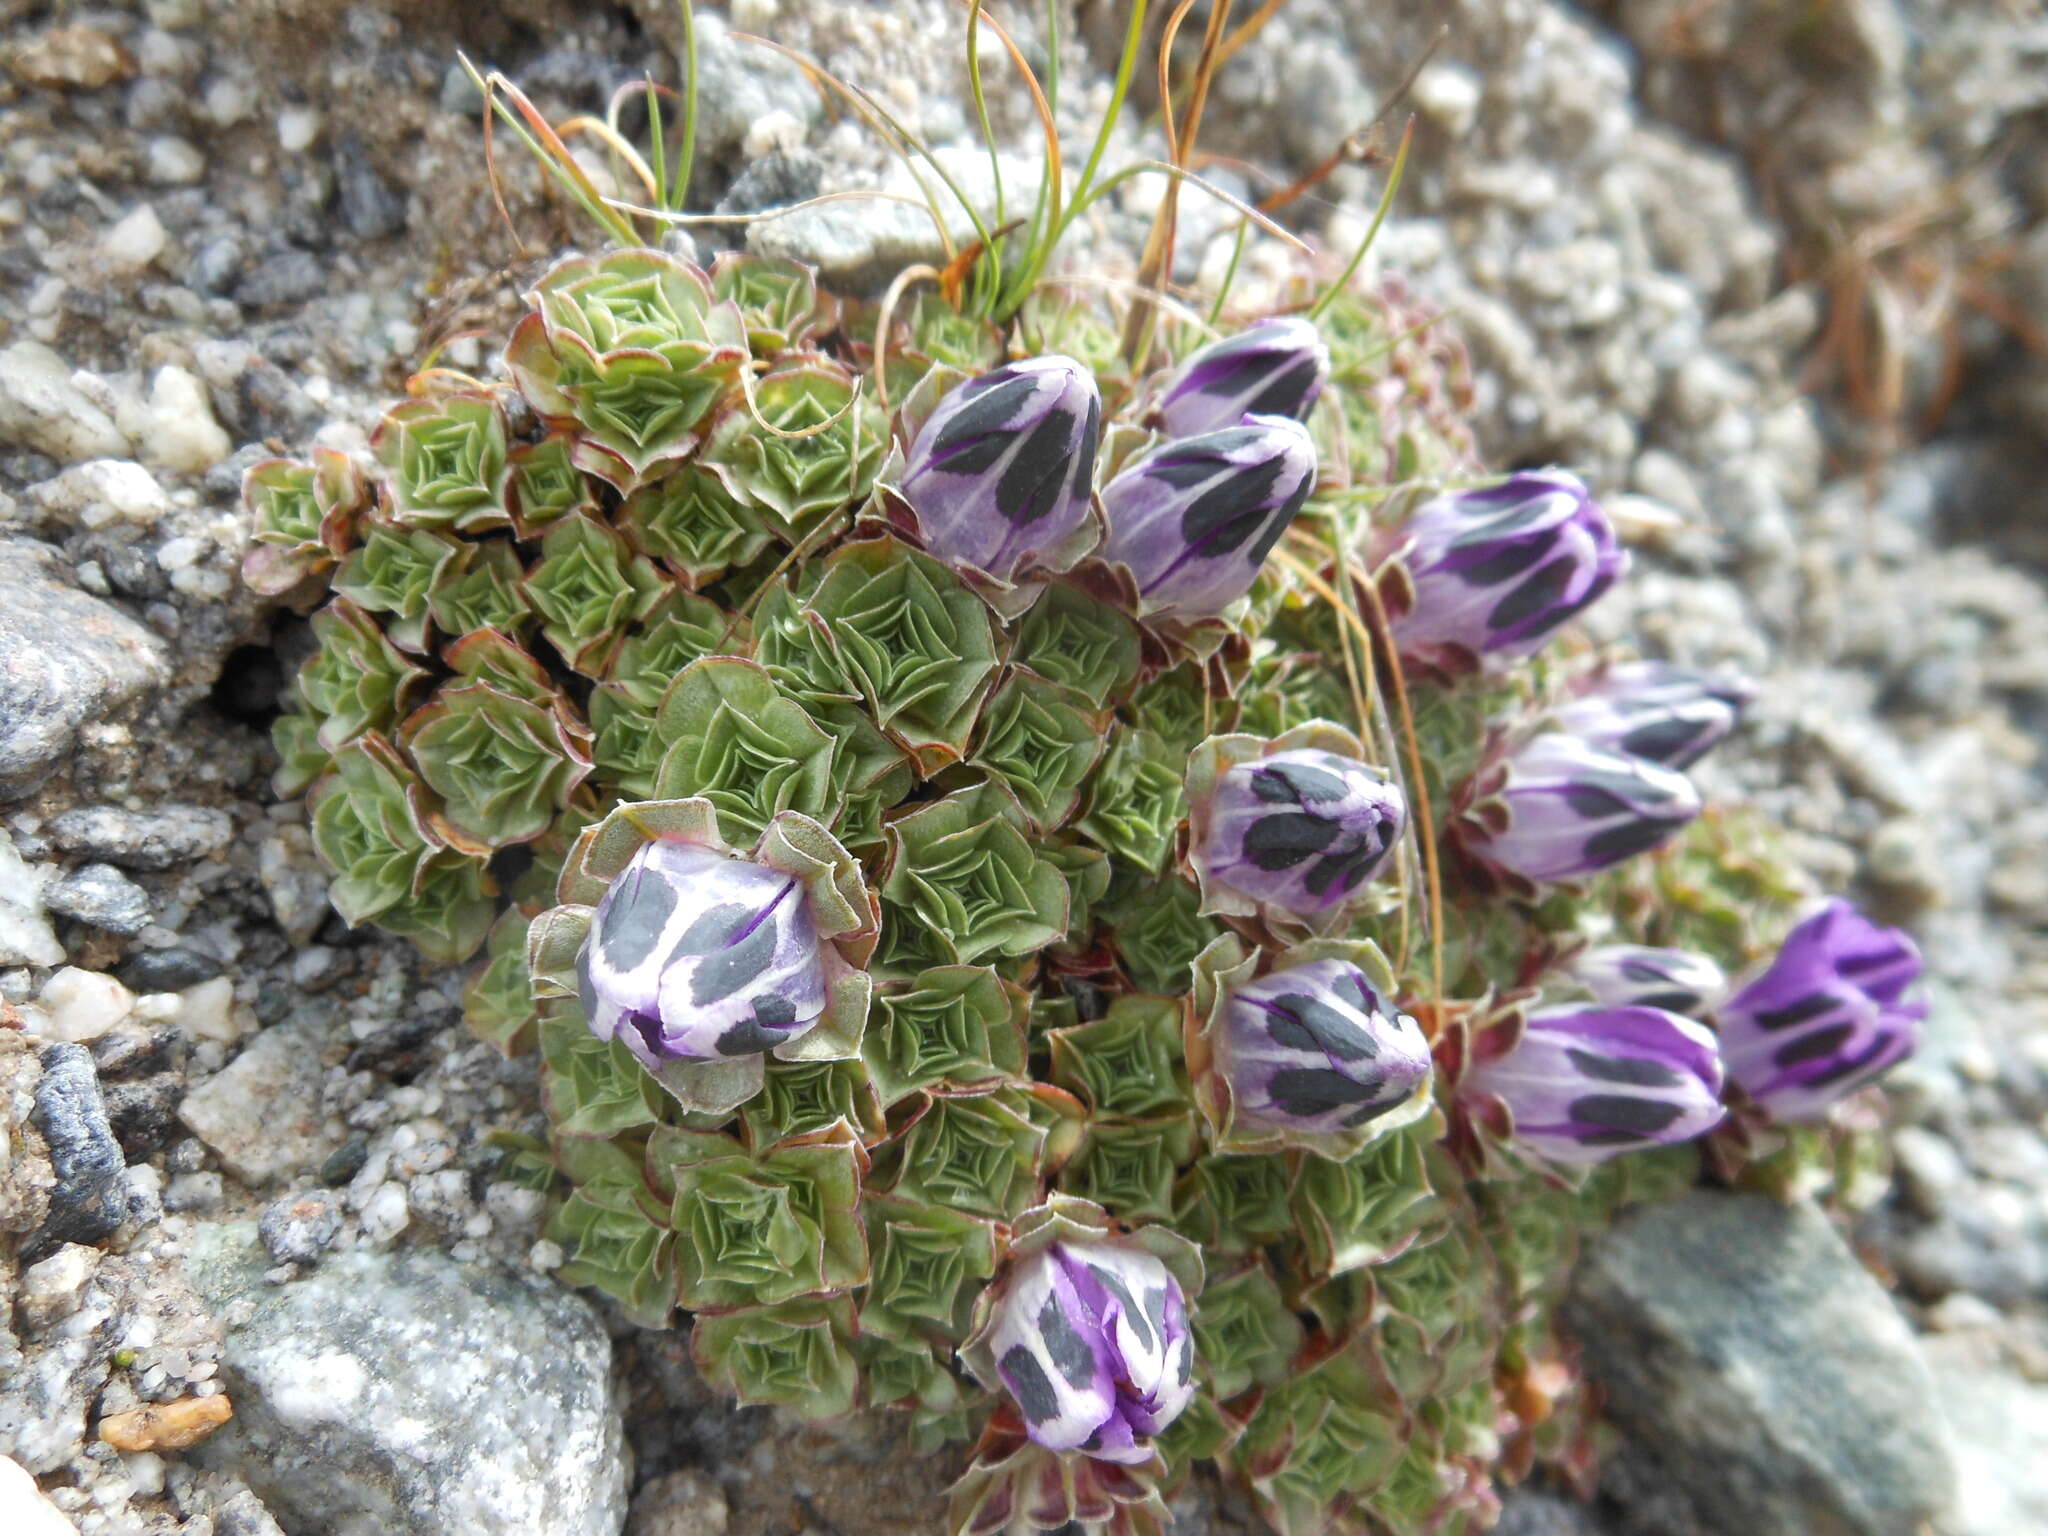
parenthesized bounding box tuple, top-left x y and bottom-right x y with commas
(1717, 899, 1925, 1122)
(1389, 470, 1627, 669)
(1218, 958, 1432, 1135)
(1194, 749, 1406, 917)
(1464, 1004, 1726, 1165)
(899, 355, 1101, 582)
(576, 837, 827, 1064)
(1158, 317, 1330, 437)
(1570, 944, 1727, 1018)
(1100, 414, 1316, 620)
(1554, 660, 1755, 769)
(1466, 732, 1702, 884)
(983, 1238, 1195, 1464)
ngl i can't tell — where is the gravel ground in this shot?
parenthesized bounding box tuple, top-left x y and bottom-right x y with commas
(0, 2, 2042, 1534)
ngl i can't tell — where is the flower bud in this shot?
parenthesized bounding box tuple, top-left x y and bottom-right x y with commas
(1570, 944, 1727, 1017)
(1100, 415, 1316, 620)
(1389, 470, 1627, 668)
(1194, 750, 1406, 916)
(1554, 660, 1755, 769)
(1464, 1004, 1726, 1165)
(982, 1238, 1195, 1463)
(1716, 899, 1924, 1122)
(899, 355, 1101, 582)
(576, 837, 827, 1064)
(1158, 317, 1330, 437)
(1219, 958, 1432, 1135)
(1467, 733, 1701, 884)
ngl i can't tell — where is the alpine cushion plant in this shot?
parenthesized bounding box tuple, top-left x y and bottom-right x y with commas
(246, 36, 1932, 1525)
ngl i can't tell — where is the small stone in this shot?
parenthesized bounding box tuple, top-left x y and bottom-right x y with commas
(335, 134, 406, 240)
(276, 107, 320, 153)
(44, 863, 152, 936)
(175, 975, 242, 1045)
(100, 204, 169, 271)
(165, 1170, 224, 1211)
(18, 1242, 102, 1330)
(628, 1469, 730, 1536)
(47, 804, 233, 871)
(29, 458, 169, 530)
(101, 1074, 182, 1160)
(233, 250, 325, 313)
(1412, 62, 1484, 139)
(30, 1041, 129, 1250)
(259, 1189, 343, 1264)
(120, 944, 222, 992)
(1890, 1126, 1966, 1221)
(0, 341, 131, 462)
(0, 1455, 76, 1536)
(178, 1021, 341, 1186)
(359, 1181, 410, 1246)
(213, 1489, 287, 1536)
(35, 967, 135, 1043)
(6, 25, 137, 90)
(145, 135, 206, 186)
(0, 829, 64, 966)
(257, 825, 327, 945)
(98, 1394, 234, 1453)
(127, 364, 232, 474)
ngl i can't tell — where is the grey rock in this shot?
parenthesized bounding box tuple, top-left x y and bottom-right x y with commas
(188, 1222, 627, 1536)
(178, 1021, 342, 1187)
(233, 250, 326, 312)
(1922, 1336, 2048, 1536)
(715, 149, 823, 217)
(215, 1489, 289, 1536)
(334, 133, 406, 240)
(43, 861, 152, 936)
(0, 342, 129, 462)
(0, 540, 168, 798)
(47, 803, 234, 871)
(258, 1189, 344, 1265)
(101, 1073, 183, 1160)
(120, 943, 225, 992)
(1563, 1191, 1957, 1536)
(688, 14, 819, 161)
(29, 1042, 129, 1253)
(627, 1469, 728, 1536)
(0, 827, 64, 967)
(1494, 1488, 1607, 1536)
(189, 234, 246, 296)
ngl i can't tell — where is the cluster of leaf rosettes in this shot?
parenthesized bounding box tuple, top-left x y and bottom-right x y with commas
(250, 243, 1835, 1536)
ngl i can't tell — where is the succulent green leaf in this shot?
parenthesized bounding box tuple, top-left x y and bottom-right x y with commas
(522, 512, 668, 675)
(740, 1058, 885, 1150)
(1048, 996, 1189, 1118)
(710, 251, 826, 354)
(855, 1330, 967, 1417)
(1059, 1113, 1196, 1223)
(860, 1191, 1000, 1342)
(242, 449, 361, 594)
(966, 672, 1106, 831)
(371, 391, 510, 533)
(403, 681, 593, 849)
(863, 966, 1028, 1106)
(1194, 1259, 1306, 1400)
(539, 1005, 667, 1137)
(547, 1178, 673, 1330)
(1128, 663, 1213, 756)
(619, 462, 778, 587)
(269, 710, 332, 798)
(370, 849, 499, 962)
(879, 784, 1069, 967)
(649, 658, 838, 845)
(505, 430, 597, 535)
(608, 590, 745, 708)
(1010, 580, 1143, 705)
(700, 357, 888, 540)
(1075, 727, 1185, 874)
(588, 684, 662, 800)
(427, 538, 531, 639)
(1242, 1348, 1406, 1534)
(882, 1089, 1047, 1222)
(463, 906, 538, 1055)
(442, 628, 556, 704)
(1292, 1118, 1444, 1280)
(656, 1131, 868, 1309)
(691, 1295, 859, 1421)
(296, 597, 431, 753)
(1173, 1153, 1300, 1255)
(331, 520, 461, 653)
(902, 290, 1001, 370)
(1105, 868, 1219, 995)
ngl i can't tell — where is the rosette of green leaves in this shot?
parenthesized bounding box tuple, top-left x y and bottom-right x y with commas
(425, 539, 532, 640)
(537, 1004, 665, 1138)
(863, 966, 1029, 1107)
(710, 251, 828, 355)
(1076, 727, 1186, 874)
(545, 1138, 674, 1329)
(588, 685, 662, 800)
(648, 658, 837, 845)
(857, 1330, 972, 1439)
(1059, 1113, 1197, 1223)
(402, 680, 592, 849)
(1010, 580, 1144, 706)
(649, 1125, 867, 1310)
(331, 519, 461, 653)
(242, 448, 363, 595)
(1195, 1258, 1306, 1401)
(619, 462, 778, 588)
(505, 431, 597, 535)
(860, 1191, 1000, 1344)
(441, 628, 554, 701)
(740, 1059, 886, 1150)
(1237, 1343, 1405, 1536)
(1235, 650, 1358, 741)
(289, 595, 429, 762)
(878, 783, 1069, 971)
(521, 512, 667, 676)
(608, 590, 742, 708)
(1105, 868, 1219, 995)
(1174, 1153, 1300, 1256)
(1045, 841, 1112, 946)
(701, 356, 888, 542)
(1289, 1115, 1444, 1280)
(881, 1086, 1068, 1223)
(307, 735, 496, 961)
(1367, 1215, 1502, 1403)
(1048, 996, 1189, 1119)
(371, 390, 510, 533)
(966, 672, 1107, 831)
(464, 906, 538, 1055)
(1129, 664, 1213, 756)
(692, 1294, 860, 1420)
(784, 538, 1000, 772)
(505, 248, 748, 487)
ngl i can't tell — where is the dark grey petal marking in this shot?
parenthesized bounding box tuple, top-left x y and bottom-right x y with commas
(1582, 816, 1688, 866)
(1565, 1047, 1682, 1087)
(1243, 811, 1340, 871)
(1089, 1265, 1152, 1353)
(1250, 767, 1297, 804)
(1803, 1032, 1900, 1088)
(1268, 1066, 1388, 1116)
(1773, 1022, 1856, 1068)
(1751, 992, 1840, 1032)
(1486, 555, 1575, 632)
(1456, 528, 1558, 586)
(1173, 1333, 1194, 1386)
(668, 902, 752, 959)
(1039, 1294, 1098, 1389)
(933, 375, 1037, 456)
(714, 1017, 787, 1055)
(932, 432, 1010, 478)
(1181, 458, 1287, 554)
(1264, 761, 1350, 804)
(1244, 356, 1320, 418)
(575, 942, 601, 1019)
(1142, 1283, 1168, 1347)
(689, 910, 779, 1006)
(598, 868, 678, 970)
(994, 408, 1076, 526)
(1621, 717, 1708, 763)
(1568, 1093, 1684, 1136)
(1632, 989, 1708, 1012)
(1068, 395, 1100, 502)
(1446, 499, 1559, 547)
(1000, 1345, 1060, 1423)
(1263, 992, 1379, 1061)
(1244, 479, 1311, 566)
(753, 994, 797, 1028)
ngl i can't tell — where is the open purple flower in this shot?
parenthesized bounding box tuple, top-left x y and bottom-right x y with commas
(1554, 660, 1756, 769)
(981, 1237, 1195, 1464)
(1464, 1004, 1726, 1165)
(1389, 470, 1627, 669)
(576, 838, 827, 1064)
(1158, 317, 1330, 437)
(1218, 957, 1432, 1137)
(1571, 944, 1727, 1018)
(1194, 749, 1406, 917)
(1100, 414, 1316, 620)
(899, 355, 1101, 582)
(1717, 899, 1925, 1121)
(1466, 732, 1702, 884)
